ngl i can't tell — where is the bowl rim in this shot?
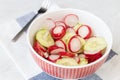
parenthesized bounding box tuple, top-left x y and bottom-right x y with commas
(27, 8, 113, 69)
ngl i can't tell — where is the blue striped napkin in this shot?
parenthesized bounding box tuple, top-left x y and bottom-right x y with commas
(16, 12, 117, 80)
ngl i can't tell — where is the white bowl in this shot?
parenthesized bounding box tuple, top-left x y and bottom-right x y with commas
(27, 8, 112, 79)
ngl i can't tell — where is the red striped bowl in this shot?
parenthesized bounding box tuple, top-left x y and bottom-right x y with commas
(27, 9, 112, 79)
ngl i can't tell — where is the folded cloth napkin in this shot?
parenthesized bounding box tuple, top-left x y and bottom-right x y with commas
(0, 3, 117, 80)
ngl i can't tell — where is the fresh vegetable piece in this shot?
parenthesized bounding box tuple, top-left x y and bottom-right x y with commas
(36, 29, 54, 48)
(51, 25, 66, 40)
(48, 54, 61, 62)
(64, 14, 79, 27)
(77, 25, 92, 39)
(33, 40, 46, 52)
(55, 40, 66, 50)
(74, 23, 82, 31)
(48, 45, 65, 55)
(33, 41, 49, 58)
(55, 21, 67, 28)
(67, 35, 82, 53)
(79, 54, 86, 58)
(43, 52, 49, 58)
(42, 18, 55, 30)
(84, 37, 107, 53)
(62, 32, 76, 44)
(66, 27, 76, 34)
(85, 51, 102, 63)
(79, 58, 88, 65)
(56, 58, 78, 66)
(59, 52, 75, 57)
(74, 56, 80, 63)
(78, 37, 86, 46)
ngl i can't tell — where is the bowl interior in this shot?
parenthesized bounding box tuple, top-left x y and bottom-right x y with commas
(27, 9, 112, 68)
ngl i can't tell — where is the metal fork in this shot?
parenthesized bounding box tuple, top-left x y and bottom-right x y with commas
(12, 0, 51, 42)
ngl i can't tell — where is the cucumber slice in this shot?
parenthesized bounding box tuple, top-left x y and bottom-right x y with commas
(73, 23, 82, 31)
(84, 37, 107, 52)
(56, 58, 78, 66)
(36, 29, 54, 48)
(62, 32, 75, 44)
(78, 37, 86, 46)
(79, 58, 88, 65)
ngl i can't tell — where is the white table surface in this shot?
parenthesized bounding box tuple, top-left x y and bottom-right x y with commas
(0, 0, 120, 80)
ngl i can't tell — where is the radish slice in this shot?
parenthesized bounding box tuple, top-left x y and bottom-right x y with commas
(66, 27, 76, 34)
(48, 55, 61, 62)
(43, 52, 49, 58)
(59, 52, 75, 57)
(84, 51, 102, 63)
(51, 25, 66, 40)
(33, 41, 46, 57)
(55, 40, 66, 50)
(77, 25, 92, 39)
(68, 36, 82, 53)
(64, 14, 79, 27)
(55, 21, 67, 28)
(48, 45, 65, 55)
(42, 18, 55, 30)
(33, 40, 46, 52)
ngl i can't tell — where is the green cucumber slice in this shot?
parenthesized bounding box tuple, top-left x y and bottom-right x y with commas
(36, 29, 54, 48)
(73, 23, 82, 31)
(62, 33, 75, 44)
(84, 37, 107, 52)
(56, 58, 78, 66)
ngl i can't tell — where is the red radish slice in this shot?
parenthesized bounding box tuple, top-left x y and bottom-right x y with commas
(43, 18, 55, 30)
(33, 41, 46, 57)
(51, 25, 66, 40)
(43, 52, 49, 58)
(66, 27, 76, 34)
(77, 25, 92, 39)
(48, 55, 61, 62)
(74, 56, 80, 63)
(59, 52, 75, 57)
(84, 51, 102, 63)
(33, 41, 46, 52)
(55, 21, 67, 28)
(64, 14, 79, 27)
(48, 45, 65, 55)
(55, 40, 66, 50)
(68, 36, 82, 53)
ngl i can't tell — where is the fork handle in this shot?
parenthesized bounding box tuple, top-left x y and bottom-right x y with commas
(12, 13, 39, 42)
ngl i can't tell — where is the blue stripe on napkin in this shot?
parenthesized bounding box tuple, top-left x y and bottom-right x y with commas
(29, 72, 102, 80)
(16, 12, 35, 28)
(16, 12, 117, 80)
